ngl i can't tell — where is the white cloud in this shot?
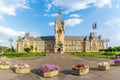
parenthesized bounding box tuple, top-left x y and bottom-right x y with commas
(103, 18, 120, 46)
(65, 18, 83, 27)
(105, 18, 120, 40)
(116, 4, 119, 9)
(0, 0, 29, 21)
(45, 0, 54, 12)
(0, 26, 25, 37)
(49, 18, 83, 27)
(49, 0, 112, 14)
(30, 32, 41, 37)
(70, 14, 80, 18)
(0, 15, 3, 21)
(0, 39, 5, 43)
(51, 13, 58, 17)
(44, 13, 58, 17)
(34, 14, 41, 17)
(105, 18, 120, 27)
(46, 3, 52, 12)
(94, 0, 112, 8)
(43, 13, 49, 17)
(49, 22, 54, 26)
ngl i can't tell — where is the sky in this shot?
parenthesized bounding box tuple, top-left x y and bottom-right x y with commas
(0, 0, 120, 48)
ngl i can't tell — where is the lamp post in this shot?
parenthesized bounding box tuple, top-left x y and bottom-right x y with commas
(104, 39, 110, 58)
(9, 38, 13, 58)
(44, 45, 47, 55)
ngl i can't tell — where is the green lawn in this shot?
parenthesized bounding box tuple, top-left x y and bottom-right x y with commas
(72, 52, 119, 58)
(1, 52, 120, 58)
(1, 52, 45, 58)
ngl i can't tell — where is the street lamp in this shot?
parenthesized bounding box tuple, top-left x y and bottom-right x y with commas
(44, 45, 47, 55)
(9, 38, 13, 58)
(104, 39, 110, 58)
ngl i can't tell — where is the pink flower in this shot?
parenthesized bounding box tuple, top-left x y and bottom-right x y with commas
(38, 64, 60, 73)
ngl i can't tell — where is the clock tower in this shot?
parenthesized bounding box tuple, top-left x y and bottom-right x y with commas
(54, 11, 65, 53)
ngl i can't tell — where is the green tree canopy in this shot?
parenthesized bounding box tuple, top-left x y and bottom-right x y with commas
(24, 48, 31, 53)
(30, 45, 34, 51)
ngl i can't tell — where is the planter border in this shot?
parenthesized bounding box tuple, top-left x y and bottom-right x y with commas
(0, 65, 10, 70)
(98, 65, 110, 71)
(39, 70, 59, 78)
(71, 67, 89, 76)
(15, 68, 30, 74)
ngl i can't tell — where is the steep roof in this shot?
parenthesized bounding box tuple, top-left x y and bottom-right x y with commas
(65, 36, 84, 41)
(17, 36, 86, 41)
(35, 36, 55, 41)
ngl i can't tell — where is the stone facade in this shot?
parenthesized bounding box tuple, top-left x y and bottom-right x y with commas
(54, 11, 65, 53)
(16, 12, 104, 53)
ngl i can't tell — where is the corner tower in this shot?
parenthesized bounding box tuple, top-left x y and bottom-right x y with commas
(54, 11, 65, 53)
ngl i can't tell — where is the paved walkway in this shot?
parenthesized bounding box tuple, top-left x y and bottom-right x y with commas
(0, 54, 120, 80)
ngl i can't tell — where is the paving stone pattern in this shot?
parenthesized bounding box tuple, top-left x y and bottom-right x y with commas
(0, 54, 120, 80)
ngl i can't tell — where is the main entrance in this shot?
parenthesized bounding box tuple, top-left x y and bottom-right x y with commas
(57, 48, 61, 53)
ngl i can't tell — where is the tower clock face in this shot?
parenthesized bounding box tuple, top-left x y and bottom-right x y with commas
(58, 30, 62, 33)
(57, 29, 62, 33)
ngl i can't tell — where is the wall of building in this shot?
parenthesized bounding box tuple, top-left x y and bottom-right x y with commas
(16, 33, 104, 53)
(64, 40, 84, 53)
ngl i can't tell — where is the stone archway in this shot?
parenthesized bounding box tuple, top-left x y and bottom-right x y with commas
(57, 48, 61, 53)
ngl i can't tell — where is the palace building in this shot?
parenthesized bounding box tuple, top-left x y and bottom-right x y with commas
(16, 12, 104, 53)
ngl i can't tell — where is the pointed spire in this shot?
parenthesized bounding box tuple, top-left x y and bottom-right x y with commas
(58, 9, 61, 14)
(25, 33, 29, 38)
(57, 10, 62, 23)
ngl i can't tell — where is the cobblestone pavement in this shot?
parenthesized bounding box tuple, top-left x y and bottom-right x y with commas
(0, 54, 120, 80)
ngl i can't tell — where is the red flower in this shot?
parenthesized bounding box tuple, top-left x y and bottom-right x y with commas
(75, 64, 84, 68)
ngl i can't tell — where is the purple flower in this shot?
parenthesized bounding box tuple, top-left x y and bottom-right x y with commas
(38, 64, 60, 73)
(114, 59, 120, 63)
(14, 63, 29, 69)
(18, 63, 27, 66)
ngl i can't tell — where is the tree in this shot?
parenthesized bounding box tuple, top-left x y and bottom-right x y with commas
(1, 46, 10, 53)
(11, 46, 15, 52)
(30, 45, 34, 52)
(7, 48, 11, 52)
(107, 47, 113, 52)
(24, 48, 31, 53)
(35, 47, 37, 51)
(115, 46, 120, 52)
(99, 49, 105, 52)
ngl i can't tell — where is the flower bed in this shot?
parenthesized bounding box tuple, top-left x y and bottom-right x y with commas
(98, 62, 110, 71)
(0, 57, 10, 69)
(71, 64, 89, 76)
(114, 59, 120, 66)
(38, 64, 60, 78)
(14, 63, 30, 74)
(0, 61, 10, 69)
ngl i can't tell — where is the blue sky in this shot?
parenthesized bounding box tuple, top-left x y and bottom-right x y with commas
(0, 0, 120, 48)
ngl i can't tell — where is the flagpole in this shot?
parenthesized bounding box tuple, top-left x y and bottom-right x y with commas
(92, 22, 97, 36)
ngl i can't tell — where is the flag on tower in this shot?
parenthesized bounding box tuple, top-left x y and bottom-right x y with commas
(92, 23, 97, 30)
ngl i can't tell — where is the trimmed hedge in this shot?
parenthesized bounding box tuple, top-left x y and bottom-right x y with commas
(2, 52, 45, 58)
(72, 52, 116, 58)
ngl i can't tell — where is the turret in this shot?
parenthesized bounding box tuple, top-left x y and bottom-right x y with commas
(24, 33, 29, 40)
(90, 32, 95, 40)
